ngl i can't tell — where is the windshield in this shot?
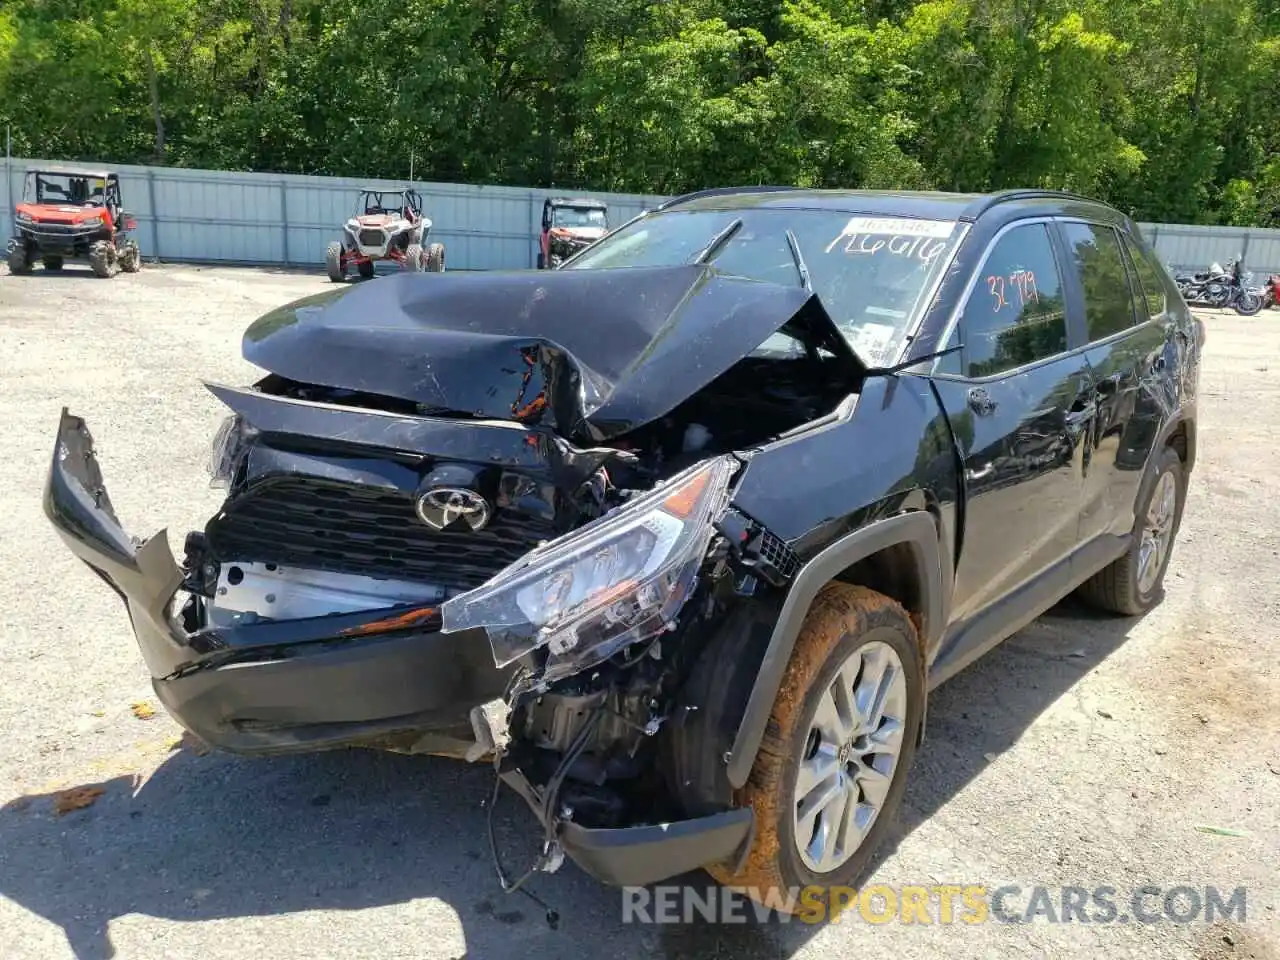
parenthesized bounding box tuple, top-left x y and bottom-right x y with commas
(553, 206, 607, 229)
(565, 208, 959, 365)
(25, 173, 106, 207)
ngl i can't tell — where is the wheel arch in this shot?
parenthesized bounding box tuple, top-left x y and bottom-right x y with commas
(725, 510, 946, 790)
(1161, 413, 1196, 474)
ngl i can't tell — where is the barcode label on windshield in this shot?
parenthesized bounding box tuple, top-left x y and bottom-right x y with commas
(837, 217, 954, 238)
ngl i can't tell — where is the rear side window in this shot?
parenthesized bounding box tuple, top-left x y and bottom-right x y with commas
(959, 223, 1068, 378)
(1121, 234, 1169, 318)
(1061, 222, 1139, 341)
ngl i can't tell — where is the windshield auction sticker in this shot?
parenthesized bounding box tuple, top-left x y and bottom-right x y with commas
(826, 217, 955, 263)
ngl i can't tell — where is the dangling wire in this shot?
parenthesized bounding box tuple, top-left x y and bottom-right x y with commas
(485, 706, 605, 931)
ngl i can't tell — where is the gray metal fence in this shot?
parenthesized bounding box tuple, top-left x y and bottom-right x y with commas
(4, 155, 1279, 276)
(1139, 222, 1280, 278)
(1, 157, 663, 271)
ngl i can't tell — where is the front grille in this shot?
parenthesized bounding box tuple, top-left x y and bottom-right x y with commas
(23, 223, 97, 237)
(205, 477, 555, 591)
(358, 229, 386, 246)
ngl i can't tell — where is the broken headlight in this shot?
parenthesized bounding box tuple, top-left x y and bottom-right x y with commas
(207, 414, 258, 489)
(441, 455, 737, 672)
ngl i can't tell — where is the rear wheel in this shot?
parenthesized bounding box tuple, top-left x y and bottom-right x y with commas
(357, 260, 375, 279)
(1077, 445, 1184, 615)
(426, 243, 445, 273)
(88, 241, 117, 278)
(42, 255, 64, 271)
(325, 241, 345, 283)
(404, 243, 424, 272)
(7, 241, 32, 275)
(118, 240, 141, 273)
(707, 583, 923, 907)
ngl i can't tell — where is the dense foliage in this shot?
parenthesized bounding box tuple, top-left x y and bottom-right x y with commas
(1, 0, 1276, 224)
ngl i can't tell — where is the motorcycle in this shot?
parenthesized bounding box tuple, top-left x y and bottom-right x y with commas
(1175, 256, 1265, 314)
(1174, 260, 1236, 308)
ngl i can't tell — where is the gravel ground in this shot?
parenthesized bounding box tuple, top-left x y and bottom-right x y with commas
(0, 264, 1277, 960)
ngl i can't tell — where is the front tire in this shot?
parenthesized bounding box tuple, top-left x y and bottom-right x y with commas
(325, 241, 346, 282)
(357, 260, 375, 279)
(7, 241, 32, 275)
(1234, 291, 1264, 316)
(404, 243, 424, 272)
(88, 240, 117, 278)
(425, 242, 445, 273)
(1077, 445, 1184, 615)
(708, 583, 923, 905)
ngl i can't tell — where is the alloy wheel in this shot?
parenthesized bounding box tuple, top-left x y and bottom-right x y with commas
(1137, 470, 1177, 595)
(792, 639, 908, 873)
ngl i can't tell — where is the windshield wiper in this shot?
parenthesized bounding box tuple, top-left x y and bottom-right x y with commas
(691, 218, 743, 265)
(785, 229, 811, 292)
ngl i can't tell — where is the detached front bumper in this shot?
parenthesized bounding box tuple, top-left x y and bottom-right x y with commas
(498, 766, 754, 887)
(43, 410, 513, 755)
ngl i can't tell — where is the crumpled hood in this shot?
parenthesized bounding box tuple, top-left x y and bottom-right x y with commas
(242, 264, 853, 441)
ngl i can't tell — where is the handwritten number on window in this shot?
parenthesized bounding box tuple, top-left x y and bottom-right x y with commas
(986, 270, 1039, 313)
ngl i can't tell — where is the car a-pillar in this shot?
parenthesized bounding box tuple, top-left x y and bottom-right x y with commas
(660, 511, 944, 900)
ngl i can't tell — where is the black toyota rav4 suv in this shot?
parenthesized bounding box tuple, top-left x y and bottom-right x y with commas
(45, 187, 1201, 906)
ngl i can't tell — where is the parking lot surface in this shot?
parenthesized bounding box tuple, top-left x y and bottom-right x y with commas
(0, 265, 1277, 960)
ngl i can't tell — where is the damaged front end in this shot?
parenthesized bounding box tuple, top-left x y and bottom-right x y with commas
(44, 263, 857, 888)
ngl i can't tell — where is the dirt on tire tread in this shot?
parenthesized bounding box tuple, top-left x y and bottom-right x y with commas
(706, 582, 915, 898)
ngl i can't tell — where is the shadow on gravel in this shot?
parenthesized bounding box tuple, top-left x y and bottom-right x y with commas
(0, 597, 1142, 960)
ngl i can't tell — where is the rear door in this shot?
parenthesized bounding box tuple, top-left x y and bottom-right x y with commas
(930, 220, 1095, 622)
(1058, 220, 1174, 544)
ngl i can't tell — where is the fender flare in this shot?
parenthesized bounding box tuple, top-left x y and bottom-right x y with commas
(1154, 405, 1196, 474)
(725, 511, 945, 790)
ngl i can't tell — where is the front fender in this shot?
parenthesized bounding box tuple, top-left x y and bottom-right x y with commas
(725, 510, 944, 789)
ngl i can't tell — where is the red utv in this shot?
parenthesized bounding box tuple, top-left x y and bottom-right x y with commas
(326, 187, 444, 281)
(7, 167, 141, 278)
(537, 197, 608, 269)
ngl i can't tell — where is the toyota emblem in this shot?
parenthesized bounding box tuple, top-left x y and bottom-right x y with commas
(414, 487, 491, 531)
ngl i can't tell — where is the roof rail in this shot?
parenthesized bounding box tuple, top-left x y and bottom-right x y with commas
(963, 188, 1099, 219)
(657, 185, 803, 210)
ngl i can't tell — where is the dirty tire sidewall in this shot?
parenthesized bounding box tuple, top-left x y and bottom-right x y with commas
(119, 243, 141, 273)
(7, 241, 32, 275)
(709, 583, 923, 901)
(88, 241, 116, 278)
(325, 241, 345, 282)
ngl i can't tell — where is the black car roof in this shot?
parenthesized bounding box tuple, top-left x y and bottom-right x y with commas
(659, 186, 1133, 232)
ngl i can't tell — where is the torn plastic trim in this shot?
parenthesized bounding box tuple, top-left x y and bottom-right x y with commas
(441, 455, 738, 677)
(43, 410, 187, 678)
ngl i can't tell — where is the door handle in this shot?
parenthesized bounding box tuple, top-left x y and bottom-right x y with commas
(967, 387, 996, 416)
